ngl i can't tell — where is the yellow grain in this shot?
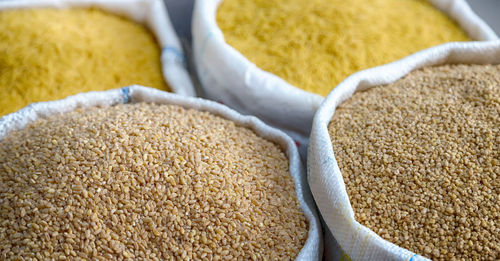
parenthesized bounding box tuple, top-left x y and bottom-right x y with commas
(0, 8, 169, 116)
(217, 0, 470, 96)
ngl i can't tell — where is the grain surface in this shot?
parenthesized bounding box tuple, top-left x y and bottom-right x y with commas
(0, 103, 308, 260)
(0, 8, 169, 116)
(217, 0, 469, 96)
(329, 64, 499, 260)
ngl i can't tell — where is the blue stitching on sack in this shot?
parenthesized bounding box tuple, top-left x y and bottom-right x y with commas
(200, 31, 214, 57)
(122, 86, 131, 103)
(408, 254, 418, 261)
(199, 32, 215, 79)
(162, 46, 185, 63)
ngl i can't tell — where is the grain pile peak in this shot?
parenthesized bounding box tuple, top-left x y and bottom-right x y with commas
(0, 8, 169, 116)
(217, 0, 470, 96)
(329, 64, 499, 260)
(0, 103, 308, 260)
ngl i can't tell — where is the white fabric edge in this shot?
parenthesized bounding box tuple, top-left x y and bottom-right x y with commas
(0, 0, 196, 97)
(429, 0, 498, 41)
(192, 0, 324, 137)
(192, 0, 498, 136)
(0, 85, 322, 260)
(308, 40, 500, 261)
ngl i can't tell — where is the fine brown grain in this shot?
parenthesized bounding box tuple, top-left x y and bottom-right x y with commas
(0, 103, 308, 260)
(329, 64, 499, 260)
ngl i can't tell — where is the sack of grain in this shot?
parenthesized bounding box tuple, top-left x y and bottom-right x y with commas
(0, 0, 195, 98)
(0, 85, 322, 260)
(308, 40, 500, 261)
(192, 0, 497, 148)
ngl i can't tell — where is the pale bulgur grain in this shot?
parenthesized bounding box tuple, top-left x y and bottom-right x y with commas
(0, 103, 308, 260)
(329, 64, 499, 260)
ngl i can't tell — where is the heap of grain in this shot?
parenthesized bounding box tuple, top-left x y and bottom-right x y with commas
(329, 64, 499, 260)
(0, 103, 308, 260)
(0, 8, 169, 116)
(217, 0, 470, 96)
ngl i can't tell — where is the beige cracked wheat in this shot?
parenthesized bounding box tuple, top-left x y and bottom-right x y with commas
(0, 103, 308, 260)
(329, 64, 499, 260)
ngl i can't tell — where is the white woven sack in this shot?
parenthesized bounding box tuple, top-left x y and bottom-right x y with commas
(308, 40, 500, 261)
(0, 0, 195, 97)
(192, 0, 498, 144)
(0, 85, 323, 260)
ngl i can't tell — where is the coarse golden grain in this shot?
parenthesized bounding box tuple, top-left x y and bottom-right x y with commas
(0, 103, 308, 260)
(329, 64, 499, 260)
